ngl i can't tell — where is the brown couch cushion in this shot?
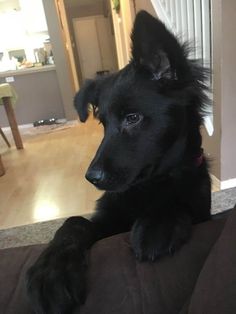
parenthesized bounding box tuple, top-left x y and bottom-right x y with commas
(79, 219, 225, 314)
(188, 207, 236, 314)
(0, 244, 46, 314)
(0, 219, 225, 314)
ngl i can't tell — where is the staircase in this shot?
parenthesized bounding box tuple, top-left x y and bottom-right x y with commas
(150, 0, 213, 135)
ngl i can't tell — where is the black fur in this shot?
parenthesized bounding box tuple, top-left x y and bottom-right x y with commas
(26, 11, 211, 313)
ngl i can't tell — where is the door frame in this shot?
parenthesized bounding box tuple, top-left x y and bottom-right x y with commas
(55, 0, 79, 92)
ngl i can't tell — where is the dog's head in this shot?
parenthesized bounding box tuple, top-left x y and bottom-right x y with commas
(74, 11, 208, 192)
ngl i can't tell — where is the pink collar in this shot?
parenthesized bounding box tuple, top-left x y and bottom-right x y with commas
(195, 149, 204, 167)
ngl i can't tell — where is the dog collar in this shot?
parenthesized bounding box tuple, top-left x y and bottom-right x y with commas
(195, 149, 204, 167)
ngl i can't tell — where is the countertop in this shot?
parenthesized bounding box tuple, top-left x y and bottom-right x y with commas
(0, 64, 56, 78)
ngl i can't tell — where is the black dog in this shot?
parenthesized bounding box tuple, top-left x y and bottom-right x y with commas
(26, 11, 211, 314)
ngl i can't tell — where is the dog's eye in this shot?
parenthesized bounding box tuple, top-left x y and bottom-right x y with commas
(124, 113, 143, 126)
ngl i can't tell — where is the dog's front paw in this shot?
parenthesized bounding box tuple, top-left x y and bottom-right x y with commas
(26, 216, 95, 314)
(26, 243, 87, 314)
(130, 214, 191, 261)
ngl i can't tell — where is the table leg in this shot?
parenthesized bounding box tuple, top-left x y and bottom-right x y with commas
(0, 155, 5, 176)
(3, 97, 23, 149)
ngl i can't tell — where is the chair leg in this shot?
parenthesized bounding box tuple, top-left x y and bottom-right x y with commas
(0, 155, 5, 176)
(0, 128, 11, 148)
(3, 97, 23, 149)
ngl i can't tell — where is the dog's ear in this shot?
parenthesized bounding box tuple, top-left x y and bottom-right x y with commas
(131, 10, 188, 81)
(74, 79, 98, 122)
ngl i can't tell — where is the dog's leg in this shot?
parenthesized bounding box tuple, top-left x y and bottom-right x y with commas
(26, 206, 131, 314)
(130, 212, 192, 261)
(26, 217, 95, 314)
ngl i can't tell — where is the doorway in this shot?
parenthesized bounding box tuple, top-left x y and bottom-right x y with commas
(73, 15, 118, 81)
(63, 0, 118, 84)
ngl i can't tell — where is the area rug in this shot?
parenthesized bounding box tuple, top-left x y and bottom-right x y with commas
(0, 120, 79, 155)
(2, 120, 78, 141)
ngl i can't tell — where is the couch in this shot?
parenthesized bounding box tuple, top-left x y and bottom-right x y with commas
(0, 206, 236, 314)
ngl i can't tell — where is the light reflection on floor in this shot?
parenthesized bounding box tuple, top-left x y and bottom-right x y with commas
(33, 200, 60, 221)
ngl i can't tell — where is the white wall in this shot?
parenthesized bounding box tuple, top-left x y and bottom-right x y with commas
(135, 0, 157, 16)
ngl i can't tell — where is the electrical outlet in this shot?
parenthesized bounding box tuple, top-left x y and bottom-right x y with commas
(5, 76, 15, 83)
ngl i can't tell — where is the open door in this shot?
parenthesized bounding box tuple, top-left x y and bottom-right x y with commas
(73, 15, 118, 82)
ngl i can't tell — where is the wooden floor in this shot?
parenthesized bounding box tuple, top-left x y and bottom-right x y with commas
(0, 117, 103, 229)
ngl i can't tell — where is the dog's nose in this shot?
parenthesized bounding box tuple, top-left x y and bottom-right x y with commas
(85, 169, 104, 185)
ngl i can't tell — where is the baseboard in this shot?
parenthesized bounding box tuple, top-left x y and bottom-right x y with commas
(221, 178, 236, 190)
(2, 123, 33, 132)
(210, 174, 236, 191)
